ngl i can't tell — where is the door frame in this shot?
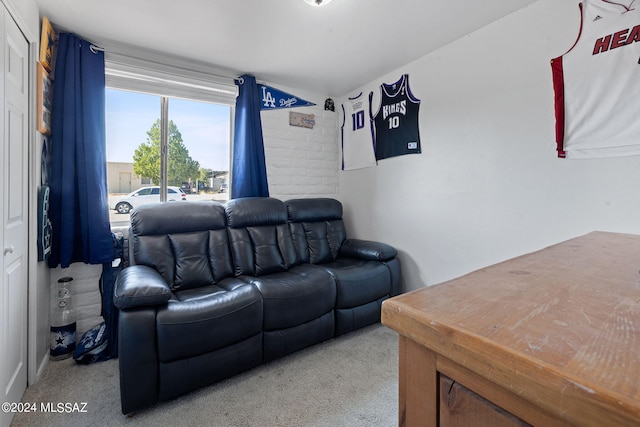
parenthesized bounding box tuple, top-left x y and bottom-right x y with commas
(24, 10, 47, 386)
(1, 0, 46, 386)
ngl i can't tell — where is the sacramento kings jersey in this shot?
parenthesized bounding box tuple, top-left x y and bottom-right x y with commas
(551, 0, 640, 159)
(372, 74, 421, 160)
(341, 92, 376, 170)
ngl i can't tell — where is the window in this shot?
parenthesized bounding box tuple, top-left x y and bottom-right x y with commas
(103, 52, 236, 227)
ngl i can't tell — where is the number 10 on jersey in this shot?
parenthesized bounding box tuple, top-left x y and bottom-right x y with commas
(352, 110, 365, 131)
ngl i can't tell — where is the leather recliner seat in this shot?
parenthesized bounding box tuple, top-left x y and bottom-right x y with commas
(225, 197, 337, 362)
(114, 197, 401, 415)
(285, 198, 401, 336)
(114, 202, 263, 414)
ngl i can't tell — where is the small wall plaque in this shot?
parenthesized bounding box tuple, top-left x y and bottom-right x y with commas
(289, 112, 315, 129)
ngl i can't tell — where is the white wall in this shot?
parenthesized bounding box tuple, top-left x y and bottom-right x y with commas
(2, 0, 38, 36)
(337, 0, 640, 292)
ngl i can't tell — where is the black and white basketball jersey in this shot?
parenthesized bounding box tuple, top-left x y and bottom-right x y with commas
(372, 74, 421, 160)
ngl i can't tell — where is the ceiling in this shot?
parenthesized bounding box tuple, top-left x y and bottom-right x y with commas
(34, 0, 538, 96)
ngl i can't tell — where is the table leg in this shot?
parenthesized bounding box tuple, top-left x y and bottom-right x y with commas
(399, 336, 438, 426)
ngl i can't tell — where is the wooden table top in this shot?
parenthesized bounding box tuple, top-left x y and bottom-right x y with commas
(382, 231, 640, 426)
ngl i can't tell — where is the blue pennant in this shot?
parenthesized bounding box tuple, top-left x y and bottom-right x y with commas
(258, 84, 316, 110)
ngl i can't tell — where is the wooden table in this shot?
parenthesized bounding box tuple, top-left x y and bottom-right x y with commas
(382, 232, 640, 427)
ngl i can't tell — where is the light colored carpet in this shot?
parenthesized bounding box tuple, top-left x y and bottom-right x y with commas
(12, 324, 398, 427)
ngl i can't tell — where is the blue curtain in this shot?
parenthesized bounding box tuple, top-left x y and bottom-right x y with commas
(231, 74, 269, 198)
(48, 33, 113, 268)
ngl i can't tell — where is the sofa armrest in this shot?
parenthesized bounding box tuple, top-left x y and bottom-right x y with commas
(114, 265, 172, 309)
(339, 239, 397, 262)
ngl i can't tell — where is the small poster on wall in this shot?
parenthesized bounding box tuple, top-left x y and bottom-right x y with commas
(39, 16, 56, 73)
(289, 111, 315, 129)
(37, 62, 53, 135)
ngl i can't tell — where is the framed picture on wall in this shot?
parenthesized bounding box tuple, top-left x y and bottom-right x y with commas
(37, 62, 53, 136)
(39, 16, 56, 72)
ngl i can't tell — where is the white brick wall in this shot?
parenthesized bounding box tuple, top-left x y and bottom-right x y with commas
(261, 101, 339, 200)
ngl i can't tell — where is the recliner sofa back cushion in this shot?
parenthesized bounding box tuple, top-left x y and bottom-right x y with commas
(131, 201, 234, 291)
(290, 221, 347, 264)
(169, 232, 214, 289)
(225, 198, 299, 276)
(286, 198, 347, 264)
(208, 229, 235, 280)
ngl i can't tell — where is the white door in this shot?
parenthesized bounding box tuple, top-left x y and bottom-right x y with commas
(0, 5, 29, 427)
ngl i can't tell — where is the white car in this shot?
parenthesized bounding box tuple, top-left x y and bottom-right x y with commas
(109, 186, 186, 214)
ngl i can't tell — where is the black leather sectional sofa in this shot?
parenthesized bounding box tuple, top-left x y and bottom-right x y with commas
(113, 197, 401, 414)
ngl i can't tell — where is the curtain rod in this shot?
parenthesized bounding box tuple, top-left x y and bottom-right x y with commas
(90, 44, 104, 54)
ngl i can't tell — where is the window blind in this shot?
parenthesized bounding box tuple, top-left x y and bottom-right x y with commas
(105, 50, 237, 105)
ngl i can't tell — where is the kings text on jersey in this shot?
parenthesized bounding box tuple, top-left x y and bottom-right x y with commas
(382, 100, 406, 120)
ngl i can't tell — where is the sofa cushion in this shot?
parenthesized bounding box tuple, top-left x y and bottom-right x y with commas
(133, 234, 175, 285)
(286, 198, 347, 264)
(226, 198, 299, 276)
(131, 200, 226, 235)
(131, 201, 234, 290)
(156, 283, 263, 362)
(241, 264, 336, 331)
(252, 226, 288, 274)
(169, 231, 214, 291)
(208, 229, 235, 280)
(225, 197, 288, 228)
(295, 220, 347, 264)
(286, 197, 343, 222)
(323, 257, 391, 308)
